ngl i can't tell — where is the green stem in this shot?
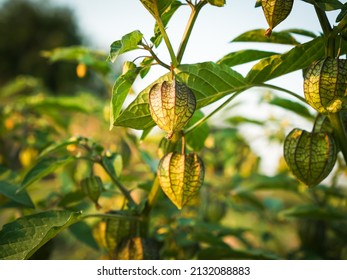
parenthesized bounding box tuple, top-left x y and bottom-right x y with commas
(83, 213, 142, 221)
(314, 5, 335, 57)
(328, 113, 347, 164)
(97, 160, 137, 208)
(176, 1, 207, 63)
(259, 83, 307, 104)
(139, 43, 171, 70)
(185, 90, 244, 135)
(156, 14, 178, 67)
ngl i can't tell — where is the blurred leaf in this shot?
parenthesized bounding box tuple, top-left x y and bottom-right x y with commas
(69, 221, 99, 250)
(198, 247, 280, 260)
(140, 150, 158, 174)
(110, 62, 140, 130)
(218, 49, 278, 67)
(246, 37, 324, 83)
(186, 110, 209, 151)
(0, 210, 82, 260)
(42, 46, 111, 75)
(268, 96, 313, 119)
(0, 181, 34, 208)
(232, 29, 300, 45)
(301, 0, 343, 11)
(20, 156, 75, 191)
(0, 76, 42, 98)
(279, 204, 347, 220)
(58, 190, 86, 207)
(282, 28, 317, 38)
(39, 137, 82, 159)
(226, 116, 264, 126)
(108, 30, 143, 63)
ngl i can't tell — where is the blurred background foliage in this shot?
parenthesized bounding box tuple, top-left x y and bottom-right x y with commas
(1, 0, 347, 260)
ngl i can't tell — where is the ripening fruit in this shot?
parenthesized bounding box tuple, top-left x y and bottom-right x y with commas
(304, 57, 347, 114)
(149, 79, 196, 139)
(283, 128, 337, 187)
(80, 175, 103, 209)
(158, 152, 204, 209)
(261, 0, 294, 37)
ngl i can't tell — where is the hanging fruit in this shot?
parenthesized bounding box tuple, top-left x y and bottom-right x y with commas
(261, 0, 294, 37)
(158, 152, 204, 209)
(80, 175, 103, 209)
(283, 128, 338, 187)
(304, 57, 347, 114)
(149, 79, 196, 139)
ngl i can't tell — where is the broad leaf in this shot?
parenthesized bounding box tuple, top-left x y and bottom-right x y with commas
(114, 62, 249, 129)
(246, 37, 325, 84)
(232, 29, 300, 45)
(110, 61, 140, 130)
(301, 0, 343, 11)
(38, 137, 82, 158)
(282, 28, 317, 38)
(108, 30, 143, 63)
(0, 181, 34, 208)
(0, 210, 82, 260)
(186, 110, 209, 151)
(218, 49, 278, 67)
(20, 156, 75, 191)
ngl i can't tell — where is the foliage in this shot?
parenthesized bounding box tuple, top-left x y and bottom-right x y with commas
(1, 0, 347, 260)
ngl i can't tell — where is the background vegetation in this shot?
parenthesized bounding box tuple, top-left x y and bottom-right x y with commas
(0, 0, 347, 260)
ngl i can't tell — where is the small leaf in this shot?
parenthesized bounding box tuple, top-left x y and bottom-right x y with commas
(140, 0, 174, 19)
(108, 30, 143, 63)
(232, 29, 300, 45)
(283, 128, 338, 187)
(218, 49, 278, 67)
(246, 37, 325, 84)
(110, 61, 140, 130)
(0, 210, 82, 260)
(0, 180, 34, 208)
(20, 156, 75, 191)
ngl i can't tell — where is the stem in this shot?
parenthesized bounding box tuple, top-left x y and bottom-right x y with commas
(314, 5, 335, 57)
(139, 43, 171, 70)
(155, 14, 178, 67)
(83, 213, 142, 221)
(176, 1, 207, 63)
(259, 83, 307, 104)
(185, 90, 244, 135)
(328, 113, 347, 163)
(97, 160, 137, 207)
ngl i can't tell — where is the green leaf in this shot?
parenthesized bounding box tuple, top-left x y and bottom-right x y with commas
(232, 29, 300, 45)
(301, 0, 343, 11)
(207, 0, 226, 7)
(226, 116, 264, 126)
(0, 210, 82, 260)
(140, 0, 174, 19)
(268, 96, 313, 119)
(114, 62, 249, 130)
(282, 28, 317, 38)
(279, 204, 347, 220)
(186, 110, 209, 151)
(218, 49, 278, 67)
(20, 156, 75, 191)
(38, 137, 82, 159)
(0, 181, 34, 208)
(246, 37, 325, 84)
(151, 1, 182, 47)
(255, 0, 262, 8)
(42, 46, 111, 75)
(69, 221, 99, 250)
(108, 30, 143, 63)
(110, 61, 140, 130)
